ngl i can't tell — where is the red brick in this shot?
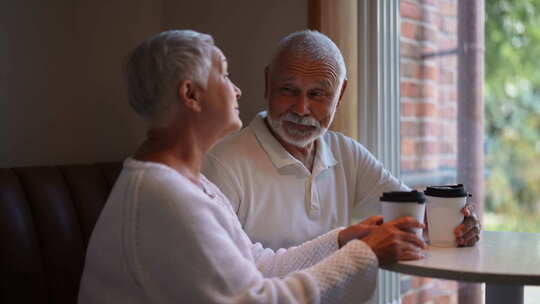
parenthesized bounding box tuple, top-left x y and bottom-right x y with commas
(417, 141, 439, 154)
(439, 0, 457, 17)
(449, 89, 457, 101)
(422, 44, 437, 55)
(419, 158, 439, 170)
(401, 102, 417, 117)
(448, 125, 457, 138)
(401, 20, 418, 40)
(421, 65, 438, 80)
(401, 0, 422, 20)
(418, 283, 451, 302)
(442, 16, 457, 34)
(434, 294, 456, 304)
(441, 106, 456, 119)
(401, 82, 421, 98)
(400, 159, 416, 171)
(440, 69, 454, 84)
(421, 0, 438, 6)
(437, 279, 458, 290)
(402, 21, 437, 42)
(421, 25, 439, 42)
(401, 41, 422, 59)
(402, 139, 416, 155)
(444, 107, 457, 120)
(400, 121, 451, 137)
(425, 121, 442, 137)
(440, 142, 451, 154)
(422, 8, 440, 26)
(420, 84, 437, 98)
(438, 89, 454, 104)
(401, 121, 420, 137)
(401, 292, 418, 304)
(411, 276, 434, 289)
(402, 60, 422, 79)
(417, 102, 437, 116)
(439, 37, 457, 50)
(444, 158, 457, 168)
(441, 54, 457, 67)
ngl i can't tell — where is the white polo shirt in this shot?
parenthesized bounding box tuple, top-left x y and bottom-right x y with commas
(204, 111, 406, 250)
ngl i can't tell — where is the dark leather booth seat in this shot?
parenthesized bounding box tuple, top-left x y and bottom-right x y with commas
(0, 162, 122, 304)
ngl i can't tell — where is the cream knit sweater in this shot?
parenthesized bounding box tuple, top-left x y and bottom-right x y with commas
(78, 158, 378, 303)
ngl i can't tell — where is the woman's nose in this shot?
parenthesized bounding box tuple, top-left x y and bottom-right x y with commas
(234, 83, 242, 99)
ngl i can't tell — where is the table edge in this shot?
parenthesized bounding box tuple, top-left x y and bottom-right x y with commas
(381, 263, 540, 286)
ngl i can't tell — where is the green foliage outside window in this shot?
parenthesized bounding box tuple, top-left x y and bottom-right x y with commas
(485, 0, 540, 232)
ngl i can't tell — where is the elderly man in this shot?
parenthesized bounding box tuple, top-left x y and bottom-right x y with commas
(203, 30, 481, 250)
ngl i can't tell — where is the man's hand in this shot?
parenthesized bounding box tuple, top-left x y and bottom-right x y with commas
(454, 204, 481, 247)
(338, 216, 383, 248)
(361, 217, 426, 266)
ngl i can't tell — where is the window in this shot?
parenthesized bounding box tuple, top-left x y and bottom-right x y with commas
(398, 0, 540, 303)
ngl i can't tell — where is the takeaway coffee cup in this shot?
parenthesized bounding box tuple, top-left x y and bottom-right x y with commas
(424, 184, 468, 247)
(380, 191, 426, 239)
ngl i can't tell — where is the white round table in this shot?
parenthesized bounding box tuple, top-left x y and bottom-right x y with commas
(380, 231, 540, 304)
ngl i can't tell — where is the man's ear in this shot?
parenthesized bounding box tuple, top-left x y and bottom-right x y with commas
(264, 66, 269, 99)
(336, 78, 348, 108)
(178, 80, 202, 112)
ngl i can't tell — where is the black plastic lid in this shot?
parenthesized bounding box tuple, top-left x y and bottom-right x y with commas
(424, 184, 469, 198)
(380, 190, 425, 204)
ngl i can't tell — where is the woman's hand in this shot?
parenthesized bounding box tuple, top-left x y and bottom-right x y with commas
(338, 216, 383, 248)
(360, 217, 426, 266)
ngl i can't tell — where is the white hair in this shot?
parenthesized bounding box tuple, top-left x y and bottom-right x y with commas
(126, 29, 215, 121)
(269, 30, 346, 80)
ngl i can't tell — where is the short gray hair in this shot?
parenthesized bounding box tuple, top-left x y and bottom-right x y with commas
(126, 29, 215, 120)
(269, 30, 346, 81)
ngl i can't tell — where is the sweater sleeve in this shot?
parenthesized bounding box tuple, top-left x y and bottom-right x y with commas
(252, 229, 341, 278)
(252, 228, 379, 303)
(129, 171, 378, 304)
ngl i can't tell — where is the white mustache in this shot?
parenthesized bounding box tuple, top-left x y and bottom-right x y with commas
(281, 113, 320, 128)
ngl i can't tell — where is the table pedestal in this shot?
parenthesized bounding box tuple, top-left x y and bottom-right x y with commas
(486, 284, 523, 304)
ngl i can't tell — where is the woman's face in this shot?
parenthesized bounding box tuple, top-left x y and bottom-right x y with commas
(199, 47, 242, 138)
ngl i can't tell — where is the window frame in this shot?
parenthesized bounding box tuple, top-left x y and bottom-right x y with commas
(357, 1, 402, 303)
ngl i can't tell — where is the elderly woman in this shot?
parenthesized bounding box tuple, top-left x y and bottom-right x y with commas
(78, 30, 425, 304)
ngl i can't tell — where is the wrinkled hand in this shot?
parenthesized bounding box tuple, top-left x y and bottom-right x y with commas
(454, 204, 481, 247)
(362, 217, 426, 266)
(338, 216, 383, 248)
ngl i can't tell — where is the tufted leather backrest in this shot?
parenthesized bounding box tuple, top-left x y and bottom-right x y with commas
(0, 162, 122, 304)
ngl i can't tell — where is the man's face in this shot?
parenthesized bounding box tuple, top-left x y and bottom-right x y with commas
(266, 55, 344, 147)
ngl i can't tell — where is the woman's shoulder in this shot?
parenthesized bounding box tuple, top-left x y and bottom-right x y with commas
(121, 158, 205, 207)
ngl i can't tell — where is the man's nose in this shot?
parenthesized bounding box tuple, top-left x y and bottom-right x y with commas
(291, 95, 310, 116)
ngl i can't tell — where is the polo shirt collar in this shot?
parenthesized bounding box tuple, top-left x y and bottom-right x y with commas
(249, 111, 337, 171)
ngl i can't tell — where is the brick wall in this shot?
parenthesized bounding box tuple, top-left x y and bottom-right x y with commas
(400, 0, 459, 303)
(401, 277, 458, 304)
(401, 0, 457, 176)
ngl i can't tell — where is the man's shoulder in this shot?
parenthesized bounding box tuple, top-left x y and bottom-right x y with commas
(208, 126, 260, 163)
(323, 130, 370, 155)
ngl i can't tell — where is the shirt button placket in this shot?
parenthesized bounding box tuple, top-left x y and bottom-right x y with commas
(307, 175, 320, 219)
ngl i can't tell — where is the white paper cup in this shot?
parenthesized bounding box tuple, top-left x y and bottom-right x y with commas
(380, 191, 425, 239)
(424, 185, 468, 247)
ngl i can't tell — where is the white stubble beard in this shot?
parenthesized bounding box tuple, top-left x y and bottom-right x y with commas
(267, 112, 329, 148)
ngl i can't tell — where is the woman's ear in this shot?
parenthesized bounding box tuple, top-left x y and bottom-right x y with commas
(178, 80, 202, 112)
